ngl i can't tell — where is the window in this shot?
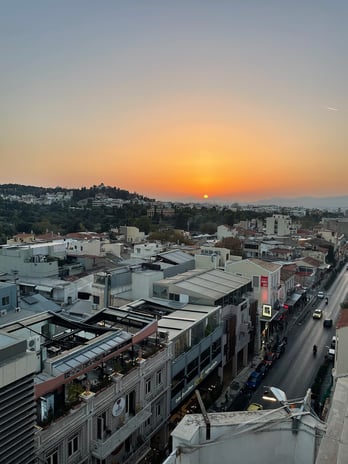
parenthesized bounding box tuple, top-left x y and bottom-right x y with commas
(145, 378, 151, 395)
(46, 450, 58, 464)
(1, 296, 9, 306)
(169, 293, 180, 301)
(97, 411, 107, 440)
(156, 402, 161, 417)
(156, 370, 162, 385)
(68, 434, 79, 457)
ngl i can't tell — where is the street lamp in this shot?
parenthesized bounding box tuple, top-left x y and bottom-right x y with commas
(262, 386, 292, 413)
(262, 386, 312, 433)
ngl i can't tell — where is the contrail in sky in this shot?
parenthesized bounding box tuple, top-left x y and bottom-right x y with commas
(326, 106, 339, 111)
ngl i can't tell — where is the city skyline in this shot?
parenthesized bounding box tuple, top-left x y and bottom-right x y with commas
(1, 1, 347, 203)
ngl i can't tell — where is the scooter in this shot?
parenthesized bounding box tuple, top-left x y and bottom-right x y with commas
(313, 345, 317, 355)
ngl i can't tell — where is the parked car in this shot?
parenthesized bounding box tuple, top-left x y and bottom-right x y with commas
(323, 319, 333, 328)
(247, 402, 263, 411)
(246, 371, 264, 390)
(254, 361, 269, 377)
(312, 308, 323, 319)
(317, 291, 325, 299)
(331, 336, 337, 349)
(327, 347, 335, 361)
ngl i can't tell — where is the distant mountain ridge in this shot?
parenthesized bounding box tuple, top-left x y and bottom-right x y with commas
(250, 195, 348, 210)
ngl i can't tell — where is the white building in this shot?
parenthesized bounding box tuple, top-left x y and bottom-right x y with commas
(265, 214, 293, 236)
(225, 258, 282, 312)
(164, 406, 324, 464)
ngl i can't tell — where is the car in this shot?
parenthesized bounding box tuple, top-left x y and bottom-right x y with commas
(312, 308, 323, 319)
(323, 319, 333, 328)
(247, 402, 263, 411)
(327, 347, 335, 361)
(246, 371, 264, 390)
(317, 291, 325, 299)
(255, 361, 269, 377)
(331, 336, 337, 349)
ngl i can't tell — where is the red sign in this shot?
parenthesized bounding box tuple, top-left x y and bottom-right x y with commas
(260, 276, 268, 288)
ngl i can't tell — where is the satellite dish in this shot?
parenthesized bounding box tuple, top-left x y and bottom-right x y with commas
(112, 397, 125, 417)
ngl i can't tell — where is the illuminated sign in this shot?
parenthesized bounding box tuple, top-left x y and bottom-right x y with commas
(262, 304, 272, 317)
(260, 276, 268, 288)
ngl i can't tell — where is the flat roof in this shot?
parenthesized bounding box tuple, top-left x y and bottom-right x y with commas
(155, 269, 251, 300)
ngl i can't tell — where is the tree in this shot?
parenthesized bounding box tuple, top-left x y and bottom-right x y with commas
(215, 237, 243, 256)
(200, 222, 217, 235)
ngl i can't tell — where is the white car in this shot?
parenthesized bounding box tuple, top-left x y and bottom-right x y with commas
(317, 291, 325, 299)
(327, 348, 335, 360)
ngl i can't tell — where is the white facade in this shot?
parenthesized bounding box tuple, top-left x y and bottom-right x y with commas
(164, 409, 324, 464)
(131, 242, 164, 259)
(265, 214, 292, 236)
(216, 224, 236, 241)
(0, 245, 59, 278)
(132, 269, 164, 299)
(195, 246, 231, 270)
(120, 226, 146, 244)
(225, 258, 282, 310)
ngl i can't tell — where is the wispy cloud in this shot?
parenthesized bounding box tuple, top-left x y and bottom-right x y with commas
(326, 106, 339, 111)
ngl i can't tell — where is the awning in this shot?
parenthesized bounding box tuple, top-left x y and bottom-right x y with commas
(285, 292, 303, 306)
(35, 285, 53, 293)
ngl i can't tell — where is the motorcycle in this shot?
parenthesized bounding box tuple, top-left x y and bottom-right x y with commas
(313, 345, 317, 355)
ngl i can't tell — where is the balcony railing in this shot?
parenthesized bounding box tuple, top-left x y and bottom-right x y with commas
(91, 405, 152, 460)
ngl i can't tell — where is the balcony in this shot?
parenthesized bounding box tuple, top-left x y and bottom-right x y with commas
(91, 405, 152, 460)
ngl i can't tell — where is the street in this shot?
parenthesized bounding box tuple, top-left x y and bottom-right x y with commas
(251, 266, 348, 407)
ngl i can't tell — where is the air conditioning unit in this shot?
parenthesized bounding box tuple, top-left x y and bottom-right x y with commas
(27, 335, 41, 352)
(0, 309, 7, 317)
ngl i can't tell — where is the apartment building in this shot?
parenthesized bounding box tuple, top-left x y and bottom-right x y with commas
(1, 308, 171, 464)
(0, 332, 37, 464)
(265, 214, 293, 236)
(152, 269, 255, 379)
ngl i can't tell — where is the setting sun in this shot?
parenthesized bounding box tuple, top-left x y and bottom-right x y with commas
(203, 194, 209, 199)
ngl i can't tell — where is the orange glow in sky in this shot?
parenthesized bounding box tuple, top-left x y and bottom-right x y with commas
(1, 3, 347, 203)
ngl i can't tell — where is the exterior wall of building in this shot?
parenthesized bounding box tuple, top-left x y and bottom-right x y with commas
(195, 246, 230, 270)
(225, 260, 281, 310)
(0, 336, 37, 464)
(0, 248, 59, 278)
(301, 249, 327, 265)
(216, 225, 235, 241)
(0, 283, 17, 313)
(66, 238, 102, 256)
(121, 226, 146, 244)
(131, 242, 163, 259)
(166, 411, 322, 464)
(35, 347, 171, 464)
(335, 325, 348, 377)
(170, 322, 223, 412)
(102, 241, 123, 257)
(132, 270, 164, 299)
(265, 214, 291, 236)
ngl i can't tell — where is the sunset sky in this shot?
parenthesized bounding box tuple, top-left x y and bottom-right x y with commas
(1, 1, 347, 203)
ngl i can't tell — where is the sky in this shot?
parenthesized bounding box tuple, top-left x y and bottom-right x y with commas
(1, 1, 347, 203)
